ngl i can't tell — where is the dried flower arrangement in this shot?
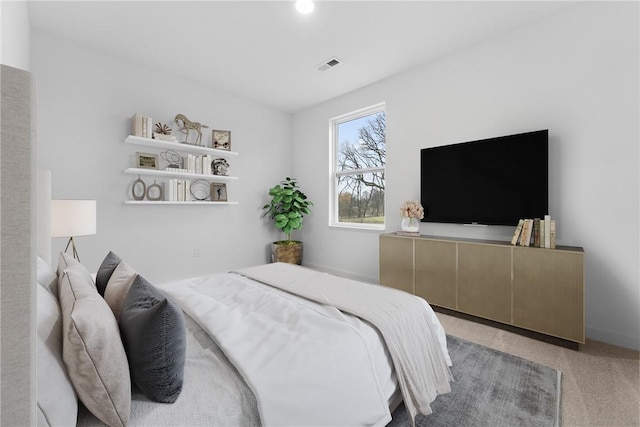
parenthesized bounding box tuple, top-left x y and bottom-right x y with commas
(400, 200, 424, 219)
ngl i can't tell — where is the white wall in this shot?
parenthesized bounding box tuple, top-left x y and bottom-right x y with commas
(32, 31, 292, 284)
(293, 3, 639, 350)
(0, 1, 31, 70)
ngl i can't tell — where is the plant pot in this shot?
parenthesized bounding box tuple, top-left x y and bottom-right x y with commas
(271, 241, 303, 265)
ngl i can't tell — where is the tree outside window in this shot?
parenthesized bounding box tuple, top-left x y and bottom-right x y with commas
(331, 104, 385, 228)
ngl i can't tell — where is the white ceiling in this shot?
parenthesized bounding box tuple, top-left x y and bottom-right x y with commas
(27, 1, 573, 113)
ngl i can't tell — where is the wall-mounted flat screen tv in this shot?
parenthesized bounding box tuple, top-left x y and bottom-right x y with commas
(420, 130, 548, 226)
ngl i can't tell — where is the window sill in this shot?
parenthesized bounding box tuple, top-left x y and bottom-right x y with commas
(329, 222, 385, 231)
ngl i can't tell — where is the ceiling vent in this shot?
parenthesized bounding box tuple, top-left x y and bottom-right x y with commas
(317, 57, 342, 71)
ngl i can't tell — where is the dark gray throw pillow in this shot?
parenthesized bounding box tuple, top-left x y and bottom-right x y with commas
(96, 251, 122, 296)
(119, 274, 186, 403)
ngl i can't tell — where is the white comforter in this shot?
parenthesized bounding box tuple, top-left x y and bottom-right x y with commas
(159, 269, 450, 426)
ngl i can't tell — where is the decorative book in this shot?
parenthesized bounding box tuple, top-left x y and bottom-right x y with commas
(544, 215, 552, 248)
(533, 218, 541, 248)
(511, 219, 524, 245)
(131, 113, 153, 138)
(511, 216, 556, 248)
(519, 219, 533, 247)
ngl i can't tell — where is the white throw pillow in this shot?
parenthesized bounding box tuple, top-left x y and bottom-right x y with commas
(36, 256, 57, 294)
(104, 260, 138, 320)
(58, 262, 131, 427)
(36, 282, 78, 426)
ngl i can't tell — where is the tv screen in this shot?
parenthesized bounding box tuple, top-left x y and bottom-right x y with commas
(420, 130, 548, 226)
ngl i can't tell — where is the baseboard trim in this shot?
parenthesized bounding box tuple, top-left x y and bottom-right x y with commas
(585, 326, 640, 351)
(432, 306, 580, 350)
(302, 262, 377, 284)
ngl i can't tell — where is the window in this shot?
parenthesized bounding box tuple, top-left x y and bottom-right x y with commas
(330, 103, 386, 229)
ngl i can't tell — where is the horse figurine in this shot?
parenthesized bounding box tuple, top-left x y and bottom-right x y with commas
(174, 113, 208, 146)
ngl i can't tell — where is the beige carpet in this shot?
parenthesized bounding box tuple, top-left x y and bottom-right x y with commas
(436, 312, 640, 426)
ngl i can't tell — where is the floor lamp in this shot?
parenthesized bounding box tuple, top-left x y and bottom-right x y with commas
(51, 200, 96, 262)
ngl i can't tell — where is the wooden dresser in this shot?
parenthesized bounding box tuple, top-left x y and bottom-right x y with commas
(379, 233, 585, 348)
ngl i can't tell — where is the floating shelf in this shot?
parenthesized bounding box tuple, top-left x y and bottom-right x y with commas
(125, 135, 239, 157)
(124, 168, 239, 182)
(124, 200, 238, 205)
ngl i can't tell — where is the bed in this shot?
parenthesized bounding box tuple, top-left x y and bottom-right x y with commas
(37, 252, 451, 426)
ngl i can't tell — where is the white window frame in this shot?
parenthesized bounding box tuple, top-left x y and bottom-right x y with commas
(329, 102, 386, 230)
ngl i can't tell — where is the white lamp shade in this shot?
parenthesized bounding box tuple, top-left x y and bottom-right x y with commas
(51, 200, 97, 238)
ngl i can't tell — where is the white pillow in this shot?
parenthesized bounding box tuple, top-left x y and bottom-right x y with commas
(36, 282, 77, 426)
(37, 256, 58, 294)
(104, 260, 138, 320)
(58, 262, 131, 427)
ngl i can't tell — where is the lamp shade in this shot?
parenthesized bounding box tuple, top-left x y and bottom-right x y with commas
(51, 200, 97, 238)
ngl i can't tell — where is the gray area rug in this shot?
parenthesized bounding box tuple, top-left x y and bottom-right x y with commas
(388, 335, 561, 427)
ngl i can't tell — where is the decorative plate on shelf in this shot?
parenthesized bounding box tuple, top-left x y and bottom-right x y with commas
(190, 179, 211, 201)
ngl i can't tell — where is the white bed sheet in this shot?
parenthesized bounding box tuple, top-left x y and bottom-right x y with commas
(79, 270, 449, 426)
(77, 314, 260, 426)
(159, 273, 397, 426)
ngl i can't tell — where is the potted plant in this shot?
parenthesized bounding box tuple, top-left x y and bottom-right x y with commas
(262, 177, 313, 264)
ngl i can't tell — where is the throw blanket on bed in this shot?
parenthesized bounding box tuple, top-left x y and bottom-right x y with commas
(234, 263, 453, 427)
(159, 271, 394, 426)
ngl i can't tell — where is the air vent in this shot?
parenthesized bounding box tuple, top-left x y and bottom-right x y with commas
(317, 57, 342, 71)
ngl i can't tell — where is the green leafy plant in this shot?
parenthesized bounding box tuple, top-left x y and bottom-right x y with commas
(262, 177, 313, 244)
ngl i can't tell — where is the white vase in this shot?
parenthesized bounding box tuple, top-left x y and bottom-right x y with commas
(401, 217, 420, 233)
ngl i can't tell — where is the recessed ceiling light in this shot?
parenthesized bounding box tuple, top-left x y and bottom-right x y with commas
(295, 0, 314, 14)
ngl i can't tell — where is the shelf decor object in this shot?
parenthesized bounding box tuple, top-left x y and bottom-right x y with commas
(160, 150, 182, 169)
(212, 130, 231, 150)
(211, 183, 227, 201)
(136, 152, 159, 169)
(146, 181, 163, 201)
(51, 199, 97, 262)
(190, 180, 211, 201)
(212, 158, 229, 176)
(174, 113, 208, 146)
(153, 122, 177, 142)
(131, 176, 146, 201)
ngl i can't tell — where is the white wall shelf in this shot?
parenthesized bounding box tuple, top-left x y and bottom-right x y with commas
(125, 135, 239, 157)
(125, 200, 238, 205)
(125, 133, 239, 204)
(124, 167, 238, 182)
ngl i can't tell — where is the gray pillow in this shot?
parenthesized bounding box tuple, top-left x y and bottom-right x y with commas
(58, 262, 131, 427)
(95, 251, 121, 296)
(103, 260, 138, 321)
(119, 274, 186, 403)
(56, 252, 81, 295)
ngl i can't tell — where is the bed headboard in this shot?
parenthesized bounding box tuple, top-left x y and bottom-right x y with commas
(36, 169, 52, 265)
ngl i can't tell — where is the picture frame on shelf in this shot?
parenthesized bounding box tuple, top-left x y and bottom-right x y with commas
(212, 130, 231, 150)
(136, 152, 159, 169)
(211, 183, 228, 202)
